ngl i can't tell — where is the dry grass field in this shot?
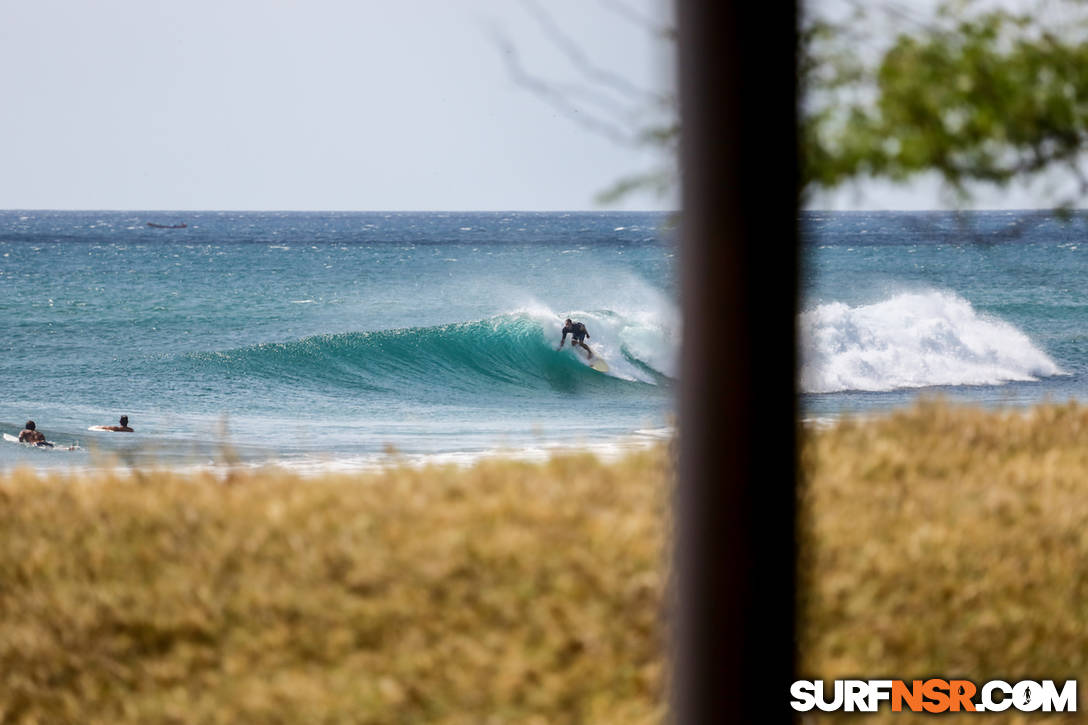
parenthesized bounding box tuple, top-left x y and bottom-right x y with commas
(5, 401, 1088, 723)
(800, 401, 1088, 723)
(0, 451, 669, 724)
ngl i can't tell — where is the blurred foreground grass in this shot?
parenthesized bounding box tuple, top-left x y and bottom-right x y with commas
(801, 401, 1088, 723)
(7, 402, 1088, 723)
(0, 451, 668, 724)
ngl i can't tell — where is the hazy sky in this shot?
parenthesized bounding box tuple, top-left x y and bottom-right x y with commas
(1, 0, 672, 211)
(4, 0, 1064, 212)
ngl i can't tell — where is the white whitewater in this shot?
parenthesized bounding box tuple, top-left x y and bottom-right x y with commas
(799, 290, 1062, 393)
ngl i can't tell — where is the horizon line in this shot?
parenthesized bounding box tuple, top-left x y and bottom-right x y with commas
(0, 208, 678, 214)
(0, 207, 1081, 214)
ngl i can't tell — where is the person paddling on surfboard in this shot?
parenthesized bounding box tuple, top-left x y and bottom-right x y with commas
(557, 318, 594, 359)
(18, 421, 53, 447)
(97, 415, 133, 432)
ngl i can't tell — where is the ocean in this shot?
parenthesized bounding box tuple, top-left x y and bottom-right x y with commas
(4, 209, 1085, 470)
(802, 210, 1088, 419)
(0, 211, 677, 470)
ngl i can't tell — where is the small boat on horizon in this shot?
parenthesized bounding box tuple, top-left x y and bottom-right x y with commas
(147, 222, 187, 229)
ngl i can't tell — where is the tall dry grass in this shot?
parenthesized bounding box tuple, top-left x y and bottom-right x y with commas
(0, 451, 668, 724)
(801, 401, 1088, 723)
(7, 402, 1088, 723)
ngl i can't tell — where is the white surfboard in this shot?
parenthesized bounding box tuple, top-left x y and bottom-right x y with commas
(589, 357, 610, 373)
(2, 433, 19, 444)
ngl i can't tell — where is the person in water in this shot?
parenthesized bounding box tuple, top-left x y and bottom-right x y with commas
(558, 318, 594, 359)
(18, 420, 52, 447)
(99, 415, 134, 432)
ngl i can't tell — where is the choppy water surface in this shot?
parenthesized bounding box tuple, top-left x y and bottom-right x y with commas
(0, 211, 676, 469)
(5, 209, 1088, 469)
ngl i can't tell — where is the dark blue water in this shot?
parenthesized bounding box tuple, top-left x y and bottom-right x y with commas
(0, 211, 677, 469)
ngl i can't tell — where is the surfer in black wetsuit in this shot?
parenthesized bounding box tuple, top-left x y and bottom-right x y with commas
(18, 421, 52, 447)
(558, 318, 594, 359)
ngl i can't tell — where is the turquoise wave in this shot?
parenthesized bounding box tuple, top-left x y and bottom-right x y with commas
(188, 315, 667, 399)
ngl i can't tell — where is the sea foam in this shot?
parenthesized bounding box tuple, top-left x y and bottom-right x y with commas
(799, 290, 1062, 393)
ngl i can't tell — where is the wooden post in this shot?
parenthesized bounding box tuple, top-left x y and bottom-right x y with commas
(673, 0, 799, 722)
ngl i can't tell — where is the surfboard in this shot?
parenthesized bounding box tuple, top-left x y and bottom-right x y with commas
(590, 357, 610, 373)
(2, 433, 19, 444)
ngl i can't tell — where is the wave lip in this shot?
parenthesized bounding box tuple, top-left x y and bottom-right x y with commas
(800, 291, 1063, 393)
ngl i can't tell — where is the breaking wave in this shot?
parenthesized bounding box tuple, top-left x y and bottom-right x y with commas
(188, 308, 677, 399)
(800, 291, 1062, 393)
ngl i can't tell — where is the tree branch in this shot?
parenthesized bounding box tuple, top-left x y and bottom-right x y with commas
(518, 0, 661, 103)
(491, 33, 642, 146)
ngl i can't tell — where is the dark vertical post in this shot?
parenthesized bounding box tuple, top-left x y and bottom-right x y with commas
(673, 0, 799, 722)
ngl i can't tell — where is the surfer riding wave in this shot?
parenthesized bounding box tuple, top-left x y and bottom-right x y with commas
(558, 318, 594, 359)
(187, 311, 674, 393)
